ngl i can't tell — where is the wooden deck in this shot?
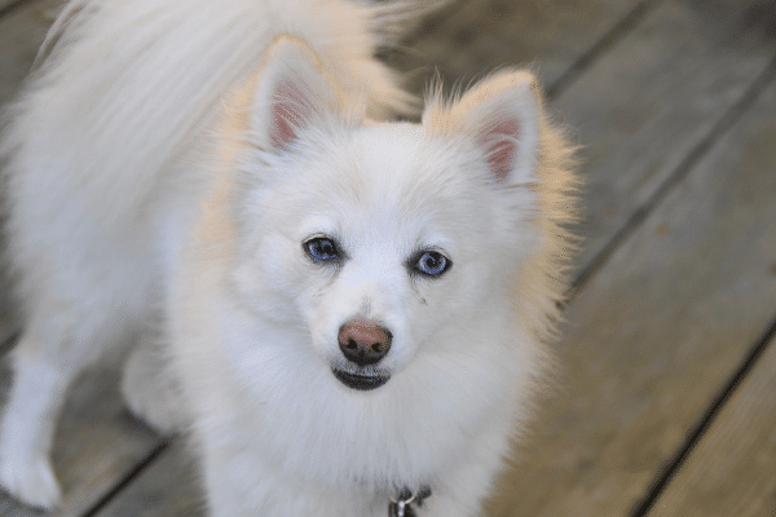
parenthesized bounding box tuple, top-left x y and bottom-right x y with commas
(1, 0, 775, 515)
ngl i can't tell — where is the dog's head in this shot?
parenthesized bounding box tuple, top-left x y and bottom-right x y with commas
(229, 36, 551, 392)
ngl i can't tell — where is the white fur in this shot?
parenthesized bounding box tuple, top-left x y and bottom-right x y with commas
(166, 39, 576, 516)
(0, 0, 577, 514)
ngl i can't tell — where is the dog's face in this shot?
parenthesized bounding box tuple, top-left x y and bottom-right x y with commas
(231, 37, 543, 392)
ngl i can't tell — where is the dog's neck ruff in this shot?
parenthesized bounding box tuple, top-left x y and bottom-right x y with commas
(388, 485, 432, 517)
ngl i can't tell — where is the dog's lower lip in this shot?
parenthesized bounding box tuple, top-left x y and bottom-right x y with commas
(332, 369, 390, 391)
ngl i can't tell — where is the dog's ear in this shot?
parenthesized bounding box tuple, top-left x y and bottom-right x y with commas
(424, 70, 542, 185)
(250, 36, 342, 151)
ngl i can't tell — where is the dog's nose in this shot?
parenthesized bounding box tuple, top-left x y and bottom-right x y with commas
(338, 319, 392, 366)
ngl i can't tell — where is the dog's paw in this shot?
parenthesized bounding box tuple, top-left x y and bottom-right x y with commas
(0, 451, 61, 510)
(121, 341, 186, 434)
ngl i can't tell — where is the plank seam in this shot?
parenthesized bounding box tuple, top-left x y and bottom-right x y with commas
(546, 0, 666, 101)
(570, 52, 776, 295)
(630, 313, 776, 517)
(80, 440, 170, 517)
(0, 0, 32, 21)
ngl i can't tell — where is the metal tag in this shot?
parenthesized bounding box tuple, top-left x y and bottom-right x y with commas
(388, 499, 416, 517)
(388, 485, 430, 517)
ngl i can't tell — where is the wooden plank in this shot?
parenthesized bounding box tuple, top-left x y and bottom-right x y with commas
(0, 0, 23, 15)
(640, 334, 776, 517)
(0, 355, 163, 516)
(488, 1, 776, 512)
(649, 335, 776, 517)
(0, 355, 164, 516)
(0, 1, 165, 515)
(51, 367, 164, 516)
(642, 76, 776, 517)
(390, 0, 643, 93)
(551, 0, 776, 276)
(0, 0, 62, 104)
(485, 60, 776, 517)
(94, 441, 204, 517)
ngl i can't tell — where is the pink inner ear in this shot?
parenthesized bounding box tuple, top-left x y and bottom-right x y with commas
(484, 119, 519, 182)
(270, 79, 310, 149)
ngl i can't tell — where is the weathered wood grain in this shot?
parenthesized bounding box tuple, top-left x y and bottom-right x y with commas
(0, 0, 61, 104)
(390, 0, 644, 94)
(649, 335, 776, 517)
(0, 0, 24, 15)
(0, 361, 163, 516)
(642, 76, 776, 517)
(0, 342, 163, 516)
(552, 0, 776, 276)
(51, 368, 164, 516)
(93, 441, 204, 517)
(486, 57, 776, 517)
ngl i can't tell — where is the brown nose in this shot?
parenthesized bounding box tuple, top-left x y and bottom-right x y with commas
(338, 319, 392, 366)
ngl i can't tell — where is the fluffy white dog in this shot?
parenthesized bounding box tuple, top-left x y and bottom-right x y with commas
(0, 0, 577, 515)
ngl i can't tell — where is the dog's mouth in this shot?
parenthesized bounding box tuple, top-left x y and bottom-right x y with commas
(332, 368, 390, 391)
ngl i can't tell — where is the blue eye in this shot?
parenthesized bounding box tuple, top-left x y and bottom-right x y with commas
(413, 250, 451, 277)
(304, 237, 341, 263)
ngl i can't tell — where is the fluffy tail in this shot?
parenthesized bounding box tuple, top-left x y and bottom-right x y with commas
(3, 0, 440, 224)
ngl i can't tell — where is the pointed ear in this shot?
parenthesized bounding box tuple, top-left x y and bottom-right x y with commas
(250, 36, 342, 151)
(424, 70, 542, 184)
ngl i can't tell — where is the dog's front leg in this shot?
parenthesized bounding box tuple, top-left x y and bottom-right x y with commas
(415, 421, 516, 517)
(0, 335, 80, 509)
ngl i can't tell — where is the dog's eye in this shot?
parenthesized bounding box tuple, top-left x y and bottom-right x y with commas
(413, 250, 451, 277)
(304, 237, 341, 263)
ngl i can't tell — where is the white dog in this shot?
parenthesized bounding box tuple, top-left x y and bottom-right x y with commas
(0, 0, 577, 515)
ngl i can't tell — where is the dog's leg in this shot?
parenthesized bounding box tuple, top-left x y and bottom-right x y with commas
(0, 332, 75, 509)
(0, 294, 139, 509)
(121, 322, 186, 434)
